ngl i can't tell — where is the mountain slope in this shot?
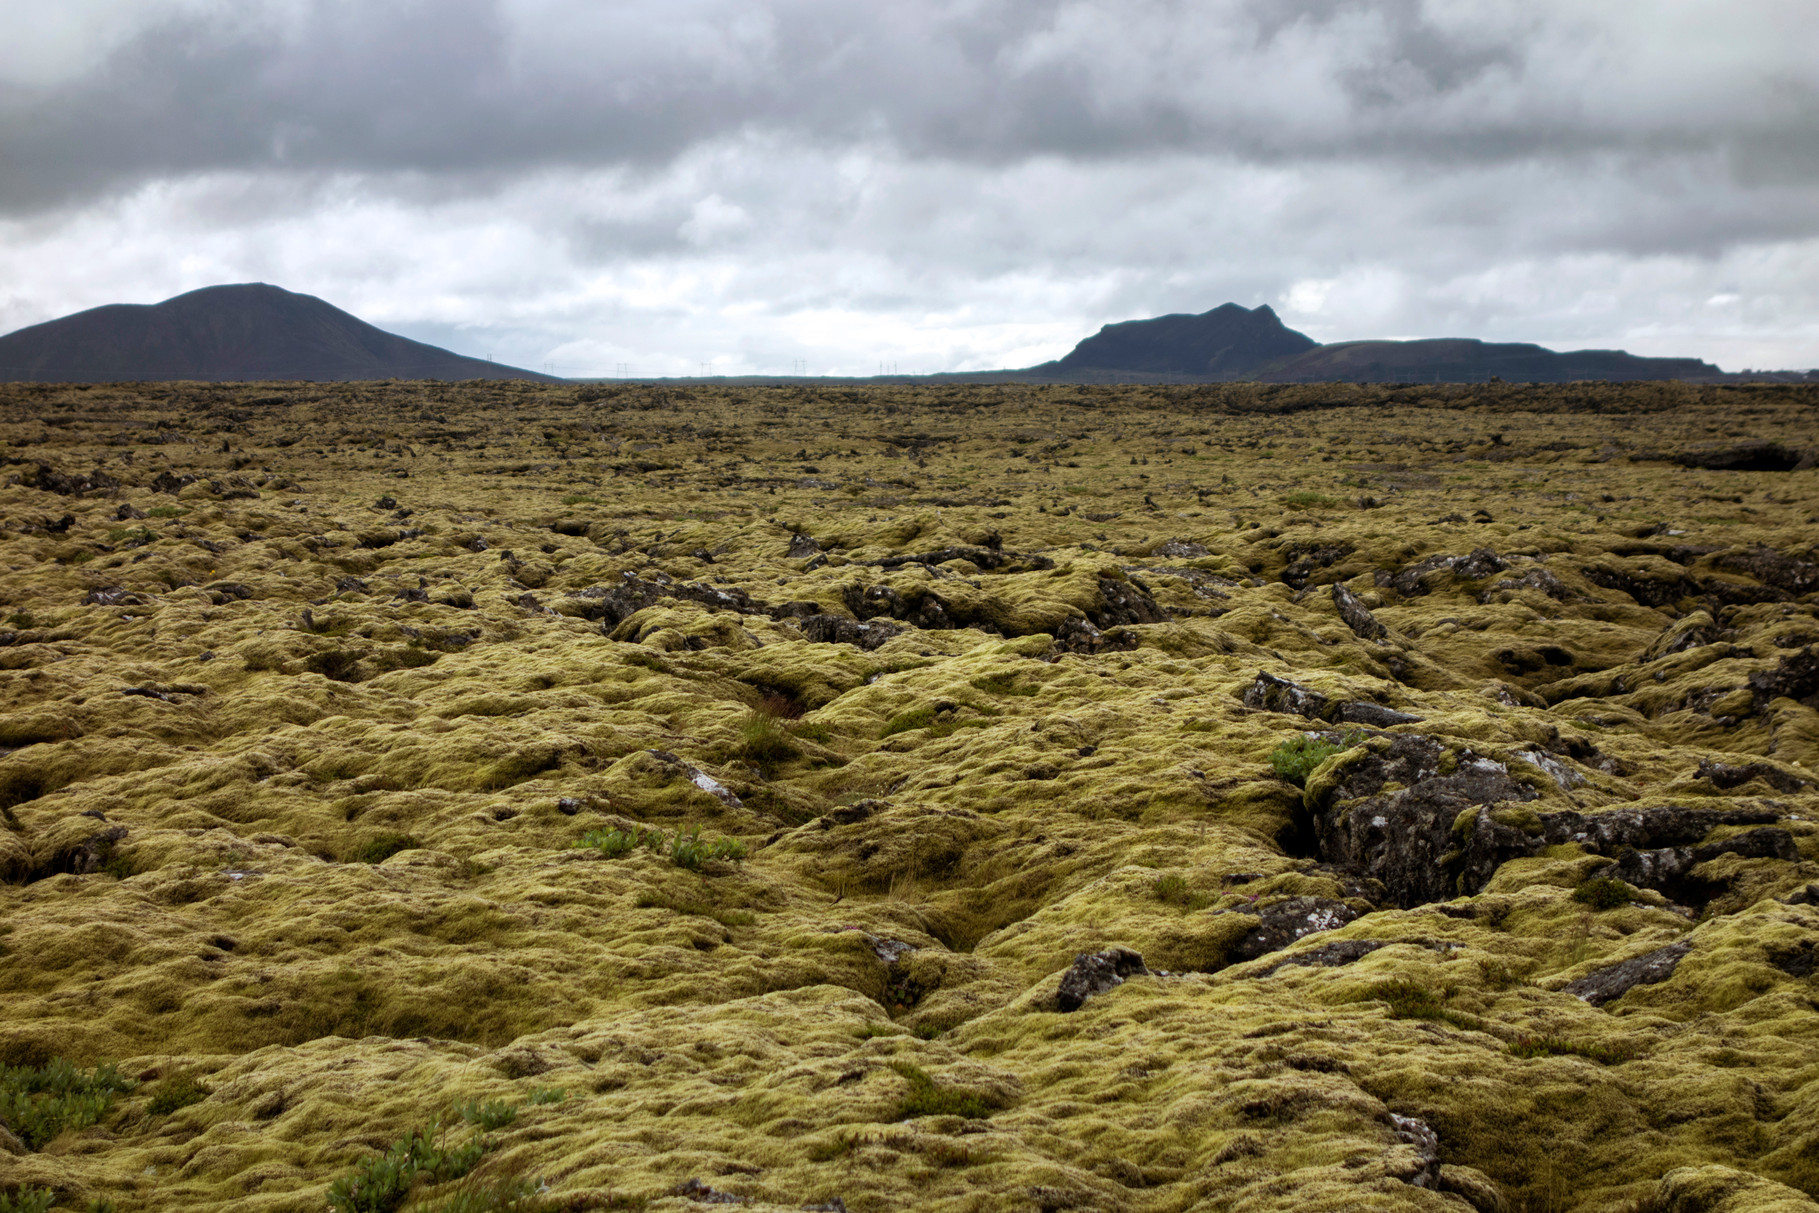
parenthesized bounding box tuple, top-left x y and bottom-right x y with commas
(1255, 337, 1719, 384)
(0, 283, 558, 383)
(1047, 303, 1723, 383)
(1050, 302, 1318, 377)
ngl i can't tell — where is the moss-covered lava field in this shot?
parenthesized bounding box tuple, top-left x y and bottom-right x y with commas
(2, 378, 1819, 1213)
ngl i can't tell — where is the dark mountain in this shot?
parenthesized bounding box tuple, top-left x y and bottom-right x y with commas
(1050, 302, 1317, 377)
(0, 283, 558, 383)
(1257, 337, 1718, 384)
(1045, 303, 1723, 383)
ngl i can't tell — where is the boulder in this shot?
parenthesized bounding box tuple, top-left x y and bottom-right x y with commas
(1056, 947, 1149, 1012)
(1564, 942, 1691, 1006)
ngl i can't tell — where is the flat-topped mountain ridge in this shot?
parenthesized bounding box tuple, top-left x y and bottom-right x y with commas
(0, 284, 557, 383)
(1039, 302, 1724, 383)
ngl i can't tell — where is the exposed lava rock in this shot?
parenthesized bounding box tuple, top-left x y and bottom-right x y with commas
(1056, 946, 1149, 1012)
(1227, 896, 1361, 964)
(1564, 942, 1692, 1006)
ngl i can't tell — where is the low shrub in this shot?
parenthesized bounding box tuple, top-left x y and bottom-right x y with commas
(1355, 981, 1484, 1032)
(525, 1087, 565, 1106)
(1572, 878, 1634, 911)
(1267, 732, 1363, 787)
(0, 1059, 136, 1150)
(1280, 491, 1340, 510)
(0, 1189, 54, 1213)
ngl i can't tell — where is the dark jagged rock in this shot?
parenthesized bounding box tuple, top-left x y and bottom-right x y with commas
(1056, 946, 1149, 1012)
(1282, 542, 1355, 589)
(786, 532, 820, 559)
(11, 463, 120, 496)
(1564, 942, 1691, 1006)
(1051, 618, 1138, 655)
(1672, 442, 1806, 472)
(1092, 575, 1168, 627)
(1484, 565, 1578, 602)
(1381, 549, 1506, 597)
(1695, 759, 1809, 794)
(1388, 1113, 1442, 1189)
(148, 471, 198, 495)
(1228, 897, 1361, 963)
(571, 573, 766, 627)
(797, 614, 902, 651)
(1600, 827, 1798, 894)
(1769, 942, 1816, 978)
(1712, 546, 1819, 595)
(1747, 645, 1819, 712)
(1241, 672, 1422, 729)
(1252, 939, 1387, 977)
(872, 545, 1053, 573)
(1331, 583, 1388, 640)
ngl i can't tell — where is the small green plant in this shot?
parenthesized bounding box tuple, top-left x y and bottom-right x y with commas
(4, 610, 36, 630)
(1572, 878, 1634, 911)
(327, 1122, 489, 1213)
(350, 834, 420, 864)
(0, 1189, 55, 1213)
(146, 505, 186, 518)
(1280, 490, 1339, 509)
(87, 1199, 119, 1213)
(879, 705, 993, 740)
(1508, 1036, 1637, 1065)
(1152, 873, 1214, 911)
(0, 1059, 136, 1150)
(525, 1087, 566, 1106)
(106, 527, 157, 544)
(1267, 732, 1363, 787)
(576, 827, 645, 859)
(457, 1100, 517, 1131)
(147, 1074, 209, 1115)
(669, 825, 746, 871)
(581, 827, 744, 870)
(890, 1063, 997, 1120)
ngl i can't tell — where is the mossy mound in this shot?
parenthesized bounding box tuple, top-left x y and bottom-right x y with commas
(1, 379, 1817, 1211)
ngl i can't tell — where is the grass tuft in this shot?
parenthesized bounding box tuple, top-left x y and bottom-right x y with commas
(327, 1122, 489, 1213)
(1152, 872, 1214, 910)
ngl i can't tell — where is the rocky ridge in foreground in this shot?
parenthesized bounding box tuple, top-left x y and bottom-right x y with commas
(0, 378, 1817, 1212)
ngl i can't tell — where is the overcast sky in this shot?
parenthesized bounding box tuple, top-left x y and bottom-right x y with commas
(2, 0, 1816, 375)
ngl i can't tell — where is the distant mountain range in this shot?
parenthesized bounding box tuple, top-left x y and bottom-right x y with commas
(1037, 302, 1725, 383)
(0, 284, 556, 383)
(0, 284, 1787, 385)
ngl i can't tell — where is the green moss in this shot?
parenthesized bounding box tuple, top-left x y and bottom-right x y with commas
(889, 1063, 998, 1121)
(146, 1074, 209, 1116)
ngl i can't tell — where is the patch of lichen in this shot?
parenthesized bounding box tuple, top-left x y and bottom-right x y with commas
(0, 379, 1816, 1211)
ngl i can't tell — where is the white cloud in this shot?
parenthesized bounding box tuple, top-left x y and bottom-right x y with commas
(0, 0, 1816, 371)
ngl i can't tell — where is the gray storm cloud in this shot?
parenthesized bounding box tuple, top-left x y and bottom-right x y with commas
(1, 0, 1815, 372)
